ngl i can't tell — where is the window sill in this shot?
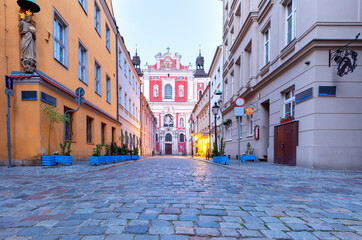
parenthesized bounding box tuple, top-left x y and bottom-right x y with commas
(87, 142, 94, 145)
(95, 92, 102, 97)
(79, 79, 88, 86)
(247, 135, 254, 138)
(79, 3, 88, 15)
(225, 139, 232, 142)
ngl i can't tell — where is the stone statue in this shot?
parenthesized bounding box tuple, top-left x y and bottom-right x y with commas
(179, 84, 184, 98)
(164, 114, 173, 127)
(154, 84, 159, 98)
(18, 10, 37, 73)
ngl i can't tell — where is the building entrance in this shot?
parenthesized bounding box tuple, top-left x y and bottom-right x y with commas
(165, 143, 172, 155)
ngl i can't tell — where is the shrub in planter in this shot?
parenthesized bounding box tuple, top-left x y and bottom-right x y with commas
(103, 144, 112, 164)
(56, 142, 73, 166)
(216, 139, 229, 165)
(132, 147, 140, 160)
(89, 144, 103, 166)
(242, 142, 256, 162)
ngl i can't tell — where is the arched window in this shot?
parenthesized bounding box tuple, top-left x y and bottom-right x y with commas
(165, 84, 172, 99)
(156, 133, 158, 142)
(179, 133, 185, 142)
(198, 90, 203, 100)
(179, 118, 185, 128)
(165, 133, 172, 142)
(164, 114, 174, 127)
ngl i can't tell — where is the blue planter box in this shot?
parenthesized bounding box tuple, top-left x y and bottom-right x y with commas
(132, 155, 140, 160)
(110, 156, 117, 163)
(242, 154, 256, 162)
(213, 156, 229, 165)
(54, 155, 73, 166)
(213, 156, 221, 164)
(89, 156, 102, 166)
(125, 155, 131, 161)
(116, 156, 122, 163)
(102, 156, 111, 164)
(42, 155, 55, 166)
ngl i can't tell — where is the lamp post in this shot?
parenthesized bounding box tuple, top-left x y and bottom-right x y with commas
(212, 102, 220, 154)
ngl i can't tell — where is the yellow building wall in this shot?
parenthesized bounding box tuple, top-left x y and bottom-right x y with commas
(0, 0, 120, 165)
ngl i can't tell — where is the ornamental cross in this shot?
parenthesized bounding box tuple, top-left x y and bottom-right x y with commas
(166, 46, 170, 52)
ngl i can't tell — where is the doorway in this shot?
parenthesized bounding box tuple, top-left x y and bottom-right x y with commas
(274, 121, 298, 166)
(165, 143, 172, 155)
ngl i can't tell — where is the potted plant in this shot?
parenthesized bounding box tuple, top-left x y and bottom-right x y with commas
(103, 144, 112, 164)
(56, 141, 73, 166)
(218, 139, 229, 165)
(132, 146, 140, 160)
(89, 144, 103, 166)
(242, 142, 256, 162)
(212, 143, 221, 163)
(280, 114, 294, 124)
(41, 104, 67, 166)
(110, 144, 118, 163)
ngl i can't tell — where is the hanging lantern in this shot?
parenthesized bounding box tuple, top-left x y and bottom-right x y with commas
(17, 0, 41, 13)
(245, 107, 254, 115)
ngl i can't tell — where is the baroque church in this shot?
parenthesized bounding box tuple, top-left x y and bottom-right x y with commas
(141, 49, 208, 155)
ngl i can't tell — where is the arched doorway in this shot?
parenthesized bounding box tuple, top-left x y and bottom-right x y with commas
(165, 133, 172, 155)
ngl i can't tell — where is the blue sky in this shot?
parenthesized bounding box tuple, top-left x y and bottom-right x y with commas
(112, 0, 223, 71)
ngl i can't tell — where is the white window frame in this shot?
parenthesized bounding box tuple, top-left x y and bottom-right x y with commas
(118, 49, 122, 67)
(286, 0, 297, 45)
(264, 28, 270, 65)
(226, 124, 232, 140)
(94, 1, 101, 35)
(106, 75, 111, 103)
(53, 9, 68, 67)
(248, 114, 253, 136)
(283, 88, 295, 118)
(78, 0, 88, 13)
(94, 60, 101, 95)
(105, 22, 111, 51)
(78, 40, 88, 84)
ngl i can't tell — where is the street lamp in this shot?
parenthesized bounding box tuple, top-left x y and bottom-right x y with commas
(212, 102, 219, 154)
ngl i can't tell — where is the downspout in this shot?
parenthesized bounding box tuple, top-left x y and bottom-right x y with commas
(116, 27, 119, 124)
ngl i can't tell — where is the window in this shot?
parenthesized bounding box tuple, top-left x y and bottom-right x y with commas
(86, 116, 93, 143)
(286, 0, 297, 44)
(165, 133, 172, 142)
(105, 23, 110, 51)
(248, 114, 253, 136)
(129, 98, 131, 113)
(124, 62, 127, 76)
(128, 70, 131, 82)
(53, 11, 68, 66)
(133, 104, 135, 117)
(165, 84, 172, 99)
(101, 123, 106, 145)
(156, 133, 159, 142)
(119, 88, 122, 105)
(121, 130, 124, 144)
(264, 28, 270, 64)
(118, 49, 122, 66)
(64, 107, 73, 141)
(78, 41, 88, 84)
(198, 90, 203, 100)
(106, 75, 111, 103)
(226, 124, 232, 140)
(231, 73, 234, 98)
(78, 0, 87, 13)
(94, 1, 101, 34)
(284, 88, 295, 118)
(112, 127, 115, 143)
(179, 133, 185, 143)
(224, 79, 228, 102)
(94, 61, 101, 95)
(132, 76, 135, 89)
(124, 93, 127, 110)
(249, 47, 252, 79)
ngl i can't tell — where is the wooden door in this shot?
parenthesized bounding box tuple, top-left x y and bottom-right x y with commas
(274, 121, 298, 166)
(165, 143, 172, 155)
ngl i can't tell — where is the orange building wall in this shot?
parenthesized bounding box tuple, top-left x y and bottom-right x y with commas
(0, 0, 120, 165)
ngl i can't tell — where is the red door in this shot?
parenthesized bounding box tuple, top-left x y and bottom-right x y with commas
(274, 121, 298, 166)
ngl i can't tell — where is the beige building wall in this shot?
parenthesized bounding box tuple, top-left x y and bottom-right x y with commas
(222, 0, 362, 169)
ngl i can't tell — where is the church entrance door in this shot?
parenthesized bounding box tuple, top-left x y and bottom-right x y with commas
(165, 143, 172, 155)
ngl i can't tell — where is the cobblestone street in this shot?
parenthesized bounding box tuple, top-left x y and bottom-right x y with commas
(0, 156, 361, 240)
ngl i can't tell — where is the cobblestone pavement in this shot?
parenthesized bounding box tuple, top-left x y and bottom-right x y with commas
(0, 156, 361, 240)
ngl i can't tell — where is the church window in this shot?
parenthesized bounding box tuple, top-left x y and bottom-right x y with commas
(165, 84, 172, 99)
